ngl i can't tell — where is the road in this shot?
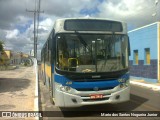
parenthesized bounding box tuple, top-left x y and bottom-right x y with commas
(0, 66, 36, 111)
(38, 74, 160, 120)
(0, 66, 159, 120)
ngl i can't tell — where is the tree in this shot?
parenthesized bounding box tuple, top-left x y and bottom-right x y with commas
(0, 41, 4, 65)
(0, 41, 4, 52)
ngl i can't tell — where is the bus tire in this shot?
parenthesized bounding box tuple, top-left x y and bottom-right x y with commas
(43, 73, 46, 85)
(43, 79, 46, 85)
(49, 79, 55, 105)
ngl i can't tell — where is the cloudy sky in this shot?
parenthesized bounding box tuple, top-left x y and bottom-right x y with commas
(0, 0, 159, 59)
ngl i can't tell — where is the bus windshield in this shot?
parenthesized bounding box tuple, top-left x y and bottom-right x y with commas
(56, 33, 129, 73)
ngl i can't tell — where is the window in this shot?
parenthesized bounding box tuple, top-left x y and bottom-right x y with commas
(44, 44, 48, 62)
(64, 19, 123, 32)
(56, 34, 129, 72)
(133, 50, 138, 65)
(144, 48, 150, 65)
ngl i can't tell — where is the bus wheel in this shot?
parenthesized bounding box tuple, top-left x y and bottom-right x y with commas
(49, 81, 55, 105)
(43, 74, 46, 85)
(43, 79, 46, 85)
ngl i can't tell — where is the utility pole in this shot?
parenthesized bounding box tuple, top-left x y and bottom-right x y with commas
(152, 0, 159, 22)
(26, 0, 43, 59)
(36, 0, 44, 59)
(26, 9, 37, 58)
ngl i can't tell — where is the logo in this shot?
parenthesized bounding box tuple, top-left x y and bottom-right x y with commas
(66, 81, 72, 85)
(2, 112, 11, 117)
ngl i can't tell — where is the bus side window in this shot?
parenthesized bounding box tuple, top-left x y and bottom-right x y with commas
(52, 30, 55, 59)
(45, 44, 48, 62)
(48, 36, 52, 63)
(47, 42, 49, 61)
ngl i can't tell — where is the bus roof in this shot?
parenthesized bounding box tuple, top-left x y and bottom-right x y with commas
(53, 18, 127, 34)
(55, 17, 126, 24)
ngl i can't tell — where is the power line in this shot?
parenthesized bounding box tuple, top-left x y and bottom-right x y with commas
(37, 0, 44, 59)
(26, 0, 44, 59)
(26, 9, 37, 58)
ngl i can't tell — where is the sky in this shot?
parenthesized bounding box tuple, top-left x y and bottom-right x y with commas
(0, 0, 159, 60)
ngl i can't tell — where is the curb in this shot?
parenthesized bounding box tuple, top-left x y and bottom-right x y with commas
(130, 81, 160, 91)
(33, 58, 39, 120)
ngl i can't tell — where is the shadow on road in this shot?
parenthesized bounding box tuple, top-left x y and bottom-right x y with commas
(0, 78, 30, 93)
(38, 68, 149, 117)
(59, 94, 148, 117)
(0, 104, 16, 110)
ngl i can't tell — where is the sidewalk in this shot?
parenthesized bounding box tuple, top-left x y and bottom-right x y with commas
(130, 78, 160, 91)
(0, 62, 39, 119)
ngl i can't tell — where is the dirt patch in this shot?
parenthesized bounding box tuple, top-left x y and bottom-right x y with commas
(0, 78, 30, 93)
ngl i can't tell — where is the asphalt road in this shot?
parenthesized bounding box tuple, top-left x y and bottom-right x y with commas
(38, 74, 160, 120)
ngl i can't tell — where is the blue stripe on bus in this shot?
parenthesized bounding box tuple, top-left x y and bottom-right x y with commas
(54, 74, 121, 89)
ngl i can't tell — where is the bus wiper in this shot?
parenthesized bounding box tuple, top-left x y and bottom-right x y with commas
(75, 31, 90, 50)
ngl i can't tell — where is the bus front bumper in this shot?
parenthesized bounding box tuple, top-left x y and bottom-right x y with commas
(54, 85, 130, 107)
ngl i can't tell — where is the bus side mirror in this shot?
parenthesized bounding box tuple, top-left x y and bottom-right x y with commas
(49, 29, 55, 51)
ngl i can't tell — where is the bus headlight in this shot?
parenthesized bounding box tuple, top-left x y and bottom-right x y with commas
(57, 83, 71, 93)
(59, 85, 65, 91)
(120, 83, 125, 88)
(118, 74, 129, 89)
(125, 80, 129, 86)
(64, 86, 71, 92)
(119, 80, 129, 88)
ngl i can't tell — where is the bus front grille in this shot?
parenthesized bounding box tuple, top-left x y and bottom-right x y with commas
(76, 87, 114, 91)
(82, 97, 109, 102)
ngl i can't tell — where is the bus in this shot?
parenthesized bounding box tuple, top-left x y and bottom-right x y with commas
(41, 18, 130, 107)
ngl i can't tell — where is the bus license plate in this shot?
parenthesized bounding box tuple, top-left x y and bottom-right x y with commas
(90, 94, 103, 99)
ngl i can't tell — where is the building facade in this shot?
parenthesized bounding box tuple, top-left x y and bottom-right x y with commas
(10, 51, 20, 65)
(0, 50, 30, 65)
(128, 22, 160, 83)
(0, 50, 11, 65)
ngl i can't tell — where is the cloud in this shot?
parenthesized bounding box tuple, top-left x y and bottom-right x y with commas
(39, 18, 54, 31)
(0, 0, 159, 59)
(1, 17, 54, 55)
(6, 29, 19, 39)
(0, 0, 31, 30)
(4, 28, 31, 52)
(98, 0, 157, 28)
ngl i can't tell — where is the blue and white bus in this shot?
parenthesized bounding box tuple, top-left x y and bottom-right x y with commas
(41, 18, 130, 107)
